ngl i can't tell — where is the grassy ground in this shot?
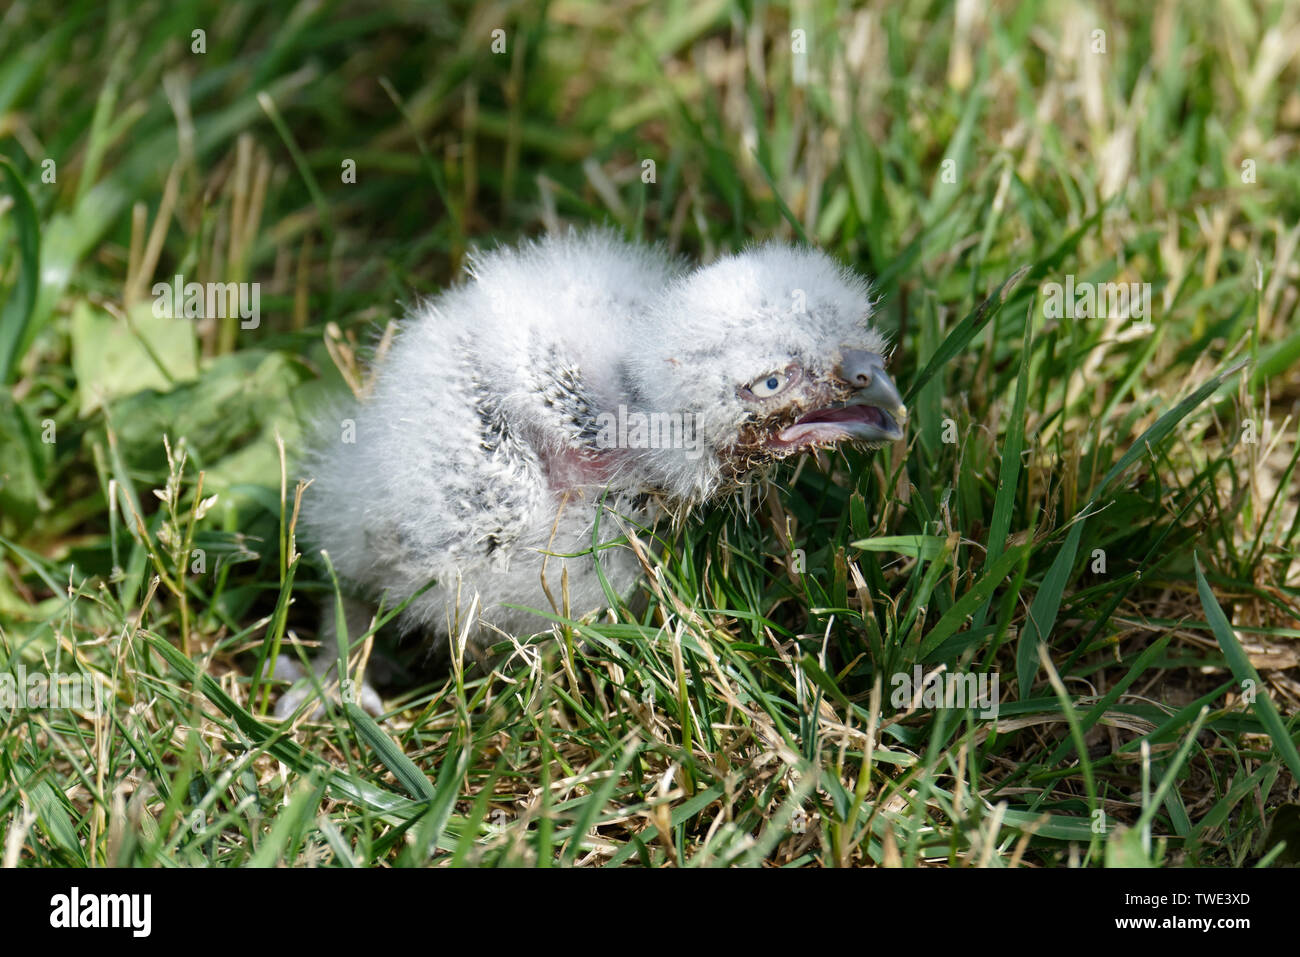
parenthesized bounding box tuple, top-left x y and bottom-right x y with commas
(1, 0, 1298, 867)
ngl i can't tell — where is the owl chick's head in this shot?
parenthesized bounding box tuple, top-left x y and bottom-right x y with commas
(621, 243, 907, 504)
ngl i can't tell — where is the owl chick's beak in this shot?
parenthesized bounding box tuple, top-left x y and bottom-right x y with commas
(771, 351, 907, 450)
(837, 349, 908, 440)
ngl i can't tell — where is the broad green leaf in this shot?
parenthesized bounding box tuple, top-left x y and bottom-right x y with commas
(72, 300, 198, 416)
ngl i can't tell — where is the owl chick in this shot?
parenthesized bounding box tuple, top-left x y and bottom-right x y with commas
(276, 229, 905, 717)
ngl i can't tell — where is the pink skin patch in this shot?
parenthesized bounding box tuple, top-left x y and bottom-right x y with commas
(539, 444, 622, 491)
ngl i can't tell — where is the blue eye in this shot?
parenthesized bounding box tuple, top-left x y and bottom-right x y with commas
(748, 368, 799, 399)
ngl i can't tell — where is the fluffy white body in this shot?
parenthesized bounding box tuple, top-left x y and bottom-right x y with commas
(279, 229, 906, 717)
(300, 232, 676, 642)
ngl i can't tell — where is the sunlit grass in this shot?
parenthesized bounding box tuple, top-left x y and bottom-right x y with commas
(1, 0, 1297, 867)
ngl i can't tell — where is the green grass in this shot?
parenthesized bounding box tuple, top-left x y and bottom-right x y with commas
(2, 0, 1299, 867)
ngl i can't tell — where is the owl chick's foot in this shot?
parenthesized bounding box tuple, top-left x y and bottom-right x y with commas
(271, 654, 384, 719)
(272, 596, 384, 720)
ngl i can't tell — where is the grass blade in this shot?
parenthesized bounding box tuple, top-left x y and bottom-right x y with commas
(0, 156, 41, 382)
(1195, 554, 1300, 781)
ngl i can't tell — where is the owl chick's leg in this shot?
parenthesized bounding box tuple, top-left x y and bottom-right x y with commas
(273, 596, 384, 719)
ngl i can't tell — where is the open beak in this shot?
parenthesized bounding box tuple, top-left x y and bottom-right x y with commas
(836, 349, 907, 442)
(771, 350, 907, 450)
